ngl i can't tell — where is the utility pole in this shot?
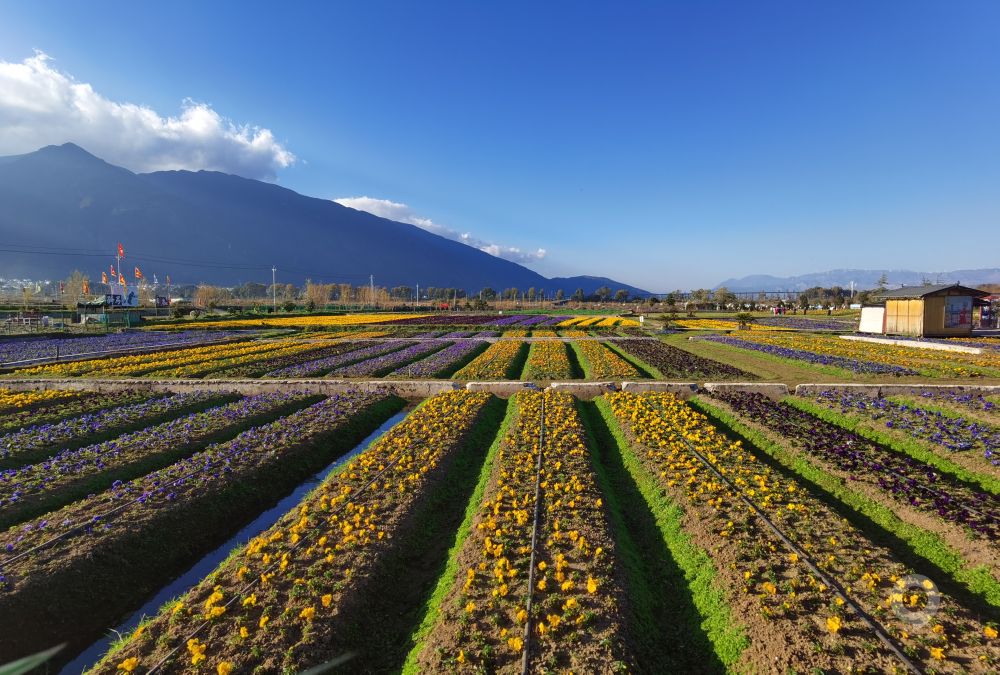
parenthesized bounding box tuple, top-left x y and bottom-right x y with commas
(416, 283, 419, 309)
(271, 266, 277, 313)
(370, 274, 375, 309)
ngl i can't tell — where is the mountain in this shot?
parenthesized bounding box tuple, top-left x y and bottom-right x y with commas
(547, 275, 649, 298)
(0, 144, 648, 296)
(716, 268, 1000, 292)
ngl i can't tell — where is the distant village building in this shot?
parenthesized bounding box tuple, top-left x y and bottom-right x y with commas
(859, 284, 990, 337)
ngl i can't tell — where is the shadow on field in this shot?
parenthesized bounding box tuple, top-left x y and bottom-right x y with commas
(578, 400, 727, 674)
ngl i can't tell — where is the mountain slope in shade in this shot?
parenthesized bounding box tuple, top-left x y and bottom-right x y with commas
(0, 144, 649, 296)
(716, 268, 1000, 292)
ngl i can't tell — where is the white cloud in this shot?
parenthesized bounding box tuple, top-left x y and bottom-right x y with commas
(0, 51, 294, 179)
(333, 196, 547, 265)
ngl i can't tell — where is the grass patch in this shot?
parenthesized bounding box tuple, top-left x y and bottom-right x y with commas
(689, 396, 1000, 616)
(583, 397, 748, 671)
(785, 396, 1000, 496)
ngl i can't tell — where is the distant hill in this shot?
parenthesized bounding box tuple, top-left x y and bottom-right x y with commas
(0, 143, 648, 296)
(716, 268, 1000, 292)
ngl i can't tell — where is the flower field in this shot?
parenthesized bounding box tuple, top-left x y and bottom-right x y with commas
(0, 390, 227, 468)
(0, 331, 244, 366)
(0, 390, 154, 435)
(410, 391, 628, 672)
(388, 340, 487, 378)
(606, 391, 1000, 672)
(711, 392, 1000, 542)
(573, 340, 640, 379)
(734, 333, 1000, 378)
(811, 390, 1000, 469)
(522, 340, 575, 380)
(150, 313, 429, 329)
(611, 338, 753, 380)
(96, 391, 493, 674)
(0, 392, 315, 528)
(698, 334, 916, 375)
(327, 339, 449, 377)
(0, 389, 400, 662)
(453, 340, 527, 380)
(0, 381, 998, 673)
(3, 309, 1000, 672)
(673, 319, 792, 331)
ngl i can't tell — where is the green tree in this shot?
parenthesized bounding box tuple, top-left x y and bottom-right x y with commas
(571, 288, 585, 302)
(877, 273, 888, 291)
(798, 293, 810, 311)
(596, 286, 611, 302)
(555, 289, 565, 301)
(614, 288, 628, 303)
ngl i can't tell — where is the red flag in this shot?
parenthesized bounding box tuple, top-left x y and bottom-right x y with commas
(119, 272, 126, 286)
(110, 264, 116, 277)
(101, 271, 108, 284)
(134, 266, 143, 280)
(117, 242, 125, 258)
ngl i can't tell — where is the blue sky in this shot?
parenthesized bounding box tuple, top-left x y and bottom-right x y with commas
(1, 1, 998, 291)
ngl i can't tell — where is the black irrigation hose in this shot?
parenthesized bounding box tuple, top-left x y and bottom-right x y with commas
(144, 413, 416, 674)
(674, 431, 924, 675)
(520, 396, 546, 675)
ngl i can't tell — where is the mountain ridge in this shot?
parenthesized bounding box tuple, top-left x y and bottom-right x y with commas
(716, 268, 1000, 292)
(0, 143, 649, 296)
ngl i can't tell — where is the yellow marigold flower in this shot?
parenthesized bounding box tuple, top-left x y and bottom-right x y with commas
(117, 657, 139, 673)
(560, 580, 574, 592)
(321, 594, 333, 608)
(299, 606, 316, 621)
(242, 594, 256, 607)
(517, 609, 527, 623)
(985, 625, 998, 639)
(929, 647, 945, 660)
(537, 579, 547, 591)
(239, 626, 249, 639)
(217, 662, 234, 675)
(826, 616, 842, 634)
(931, 624, 944, 634)
(507, 636, 523, 652)
(259, 615, 269, 629)
(171, 602, 184, 614)
(788, 553, 798, 563)
(456, 650, 466, 664)
(587, 576, 598, 594)
(465, 601, 476, 613)
(207, 605, 226, 619)
(761, 582, 777, 595)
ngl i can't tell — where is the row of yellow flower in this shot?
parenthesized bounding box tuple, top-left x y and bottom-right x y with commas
(0, 387, 79, 411)
(453, 341, 524, 380)
(531, 329, 559, 338)
(8, 339, 284, 378)
(105, 390, 493, 674)
(742, 332, 1000, 378)
(149, 314, 428, 330)
(523, 341, 573, 380)
(556, 316, 639, 327)
(502, 329, 530, 338)
(607, 392, 999, 669)
(574, 341, 639, 379)
(414, 391, 627, 671)
(673, 319, 791, 331)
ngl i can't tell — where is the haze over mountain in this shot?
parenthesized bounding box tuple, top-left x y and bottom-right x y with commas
(0, 144, 648, 297)
(717, 268, 1000, 292)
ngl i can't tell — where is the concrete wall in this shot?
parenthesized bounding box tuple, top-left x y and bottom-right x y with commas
(795, 383, 1000, 397)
